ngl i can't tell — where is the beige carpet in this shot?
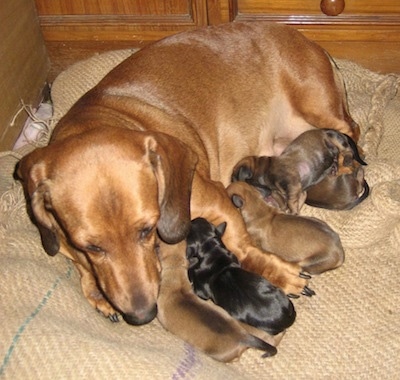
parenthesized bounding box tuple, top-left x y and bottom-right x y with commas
(1, 49, 399, 379)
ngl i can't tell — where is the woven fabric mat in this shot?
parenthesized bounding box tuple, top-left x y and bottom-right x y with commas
(1, 49, 400, 379)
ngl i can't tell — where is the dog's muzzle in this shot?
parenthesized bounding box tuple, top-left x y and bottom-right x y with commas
(122, 304, 158, 325)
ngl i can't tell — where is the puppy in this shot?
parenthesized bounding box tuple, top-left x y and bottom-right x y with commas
(186, 218, 297, 335)
(306, 163, 369, 210)
(226, 182, 345, 274)
(232, 129, 367, 214)
(156, 240, 278, 362)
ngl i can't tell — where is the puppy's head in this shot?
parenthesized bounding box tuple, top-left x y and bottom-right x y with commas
(227, 181, 286, 217)
(231, 156, 273, 189)
(306, 165, 369, 210)
(185, 218, 229, 299)
(16, 127, 198, 325)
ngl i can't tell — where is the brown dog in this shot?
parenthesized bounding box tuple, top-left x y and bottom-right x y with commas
(156, 241, 278, 362)
(16, 22, 360, 325)
(226, 182, 344, 274)
(232, 129, 367, 214)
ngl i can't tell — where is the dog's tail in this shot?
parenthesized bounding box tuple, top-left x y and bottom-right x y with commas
(243, 334, 278, 358)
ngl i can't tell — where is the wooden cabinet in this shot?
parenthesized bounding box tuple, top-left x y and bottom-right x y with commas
(225, 0, 400, 74)
(35, 0, 400, 79)
(35, 0, 208, 79)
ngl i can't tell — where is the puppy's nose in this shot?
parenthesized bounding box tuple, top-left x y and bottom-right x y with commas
(122, 304, 158, 325)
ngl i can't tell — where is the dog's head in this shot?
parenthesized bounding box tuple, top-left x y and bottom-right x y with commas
(16, 127, 198, 325)
(306, 165, 369, 210)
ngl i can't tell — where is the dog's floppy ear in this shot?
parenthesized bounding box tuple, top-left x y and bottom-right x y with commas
(16, 151, 60, 256)
(144, 132, 198, 244)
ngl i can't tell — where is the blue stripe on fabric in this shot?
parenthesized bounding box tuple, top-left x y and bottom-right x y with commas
(172, 342, 199, 379)
(0, 262, 73, 376)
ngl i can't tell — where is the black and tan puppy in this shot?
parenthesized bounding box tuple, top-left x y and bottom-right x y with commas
(185, 218, 298, 336)
(226, 182, 345, 274)
(232, 129, 367, 214)
(156, 240, 278, 362)
(306, 163, 369, 210)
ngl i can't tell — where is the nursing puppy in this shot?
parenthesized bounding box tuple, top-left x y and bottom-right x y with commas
(306, 163, 369, 210)
(232, 129, 367, 214)
(226, 182, 344, 274)
(157, 240, 278, 362)
(186, 218, 297, 335)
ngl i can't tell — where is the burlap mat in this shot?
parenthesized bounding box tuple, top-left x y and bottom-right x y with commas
(1, 49, 399, 379)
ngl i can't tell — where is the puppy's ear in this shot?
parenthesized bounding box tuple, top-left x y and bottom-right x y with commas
(232, 156, 272, 187)
(231, 164, 253, 182)
(231, 194, 244, 208)
(16, 151, 60, 256)
(144, 133, 198, 244)
(216, 221, 227, 236)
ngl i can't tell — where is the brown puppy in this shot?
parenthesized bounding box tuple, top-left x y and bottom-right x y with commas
(16, 22, 359, 325)
(232, 129, 367, 214)
(306, 163, 369, 210)
(226, 182, 344, 274)
(156, 241, 278, 362)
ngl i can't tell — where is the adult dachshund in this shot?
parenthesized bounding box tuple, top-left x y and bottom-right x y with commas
(16, 22, 362, 326)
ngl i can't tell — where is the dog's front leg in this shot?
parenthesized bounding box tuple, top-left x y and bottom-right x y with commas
(74, 262, 120, 322)
(190, 174, 310, 296)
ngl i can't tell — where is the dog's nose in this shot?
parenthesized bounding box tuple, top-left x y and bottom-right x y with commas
(122, 304, 158, 325)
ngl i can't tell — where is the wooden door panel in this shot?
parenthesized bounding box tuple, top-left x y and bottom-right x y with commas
(35, 0, 192, 16)
(35, 0, 208, 79)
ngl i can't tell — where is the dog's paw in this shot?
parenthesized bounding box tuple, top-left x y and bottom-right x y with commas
(86, 289, 120, 321)
(260, 258, 311, 297)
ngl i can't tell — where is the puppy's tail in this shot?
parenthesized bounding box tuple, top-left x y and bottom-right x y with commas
(243, 335, 277, 358)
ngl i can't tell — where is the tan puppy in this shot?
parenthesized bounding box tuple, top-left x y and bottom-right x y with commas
(156, 241, 278, 362)
(226, 182, 344, 274)
(232, 129, 367, 214)
(16, 22, 359, 325)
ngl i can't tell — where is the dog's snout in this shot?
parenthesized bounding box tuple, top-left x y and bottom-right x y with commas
(122, 303, 158, 325)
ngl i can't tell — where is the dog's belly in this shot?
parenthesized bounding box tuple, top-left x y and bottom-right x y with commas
(216, 95, 316, 186)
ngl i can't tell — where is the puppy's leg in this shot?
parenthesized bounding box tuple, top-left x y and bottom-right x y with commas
(191, 174, 309, 296)
(239, 322, 286, 347)
(75, 262, 119, 322)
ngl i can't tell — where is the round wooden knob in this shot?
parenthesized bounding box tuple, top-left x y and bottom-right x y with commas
(320, 0, 345, 16)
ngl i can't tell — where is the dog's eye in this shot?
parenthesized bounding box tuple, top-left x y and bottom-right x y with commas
(86, 244, 104, 254)
(139, 226, 154, 240)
